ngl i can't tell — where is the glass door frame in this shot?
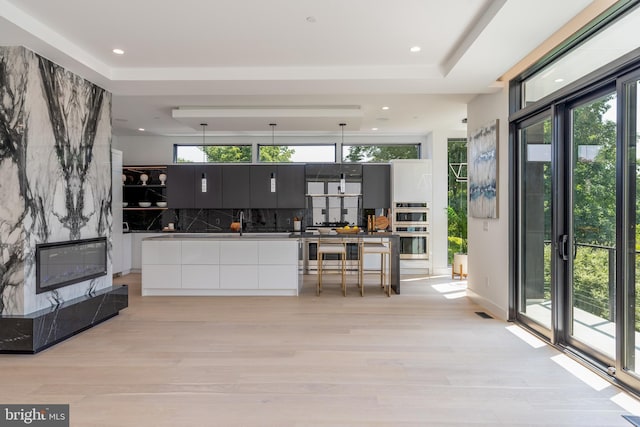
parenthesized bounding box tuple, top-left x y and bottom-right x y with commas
(514, 110, 558, 342)
(561, 85, 618, 369)
(614, 69, 640, 386)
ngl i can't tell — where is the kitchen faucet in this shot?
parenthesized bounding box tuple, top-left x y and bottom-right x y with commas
(239, 211, 244, 236)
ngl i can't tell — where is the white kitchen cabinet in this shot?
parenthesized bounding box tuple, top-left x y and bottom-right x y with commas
(182, 265, 220, 289)
(111, 149, 124, 274)
(258, 265, 297, 289)
(220, 265, 259, 289)
(220, 241, 258, 264)
(142, 240, 180, 265)
(142, 264, 181, 289)
(122, 233, 132, 274)
(131, 232, 164, 271)
(141, 236, 299, 296)
(391, 159, 432, 203)
(182, 241, 220, 264)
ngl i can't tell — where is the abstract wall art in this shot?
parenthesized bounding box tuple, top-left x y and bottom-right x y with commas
(469, 119, 498, 219)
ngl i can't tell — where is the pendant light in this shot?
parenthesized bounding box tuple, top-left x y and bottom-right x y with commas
(270, 123, 277, 193)
(339, 123, 346, 194)
(200, 123, 207, 193)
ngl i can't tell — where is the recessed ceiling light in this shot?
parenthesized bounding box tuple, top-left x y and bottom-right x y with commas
(112, 48, 125, 55)
(554, 78, 565, 83)
(410, 46, 421, 53)
(372, 127, 379, 131)
(381, 106, 390, 110)
(138, 128, 145, 132)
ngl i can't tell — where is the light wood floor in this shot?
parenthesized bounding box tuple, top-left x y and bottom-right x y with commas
(0, 273, 637, 426)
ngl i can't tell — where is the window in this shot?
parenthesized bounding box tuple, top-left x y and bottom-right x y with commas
(342, 144, 420, 162)
(522, 5, 640, 108)
(258, 145, 336, 163)
(174, 145, 251, 163)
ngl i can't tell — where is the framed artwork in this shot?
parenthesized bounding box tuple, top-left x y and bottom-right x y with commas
(469, 119, 498, 218)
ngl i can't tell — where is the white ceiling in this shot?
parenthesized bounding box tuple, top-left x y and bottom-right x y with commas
(0, 0, 596, 137)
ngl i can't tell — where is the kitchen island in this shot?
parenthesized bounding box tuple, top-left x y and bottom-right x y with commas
(296, 232, 401, 295)
(142, 233, 300, 296)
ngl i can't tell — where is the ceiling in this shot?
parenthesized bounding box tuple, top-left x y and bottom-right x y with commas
(0, 0, 596, 137)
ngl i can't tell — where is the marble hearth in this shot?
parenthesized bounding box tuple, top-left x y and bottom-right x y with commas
(0, 285, 128, 353)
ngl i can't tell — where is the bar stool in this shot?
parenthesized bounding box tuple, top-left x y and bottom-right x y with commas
(317, 239, 347, 296)
(359, 238, 392, 297)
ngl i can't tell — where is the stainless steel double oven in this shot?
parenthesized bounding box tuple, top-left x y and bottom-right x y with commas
(392, 202, 429, 260)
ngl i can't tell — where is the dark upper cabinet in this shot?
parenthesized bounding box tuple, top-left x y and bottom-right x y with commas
(167, 165, 195, 208)
(167, 165, 222, 208)
(362, 164, 390, 209)
(250, 165, 278, 208)
(222, 165, 251, 208)
(276, 165, 305, 208)
(194, 165, 222, 208)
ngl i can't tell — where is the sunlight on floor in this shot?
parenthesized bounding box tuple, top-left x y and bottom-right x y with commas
(551, 354, 611, 391)
(443, 291, 467, 300)
(430, 280, 467, 299)
(401, 276, 433, 282)
(612, 392, 640, 416)
(505, 325, 547, 349)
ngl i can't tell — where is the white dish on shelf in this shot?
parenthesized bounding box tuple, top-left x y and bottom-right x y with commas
(156, 201, 167, 208)
(138, 202, 151, 207)
(122, 202, 128, 207)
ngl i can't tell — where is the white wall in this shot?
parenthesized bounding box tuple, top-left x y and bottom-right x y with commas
(466, 88, 510, 320)
(429, 129, 466, 275)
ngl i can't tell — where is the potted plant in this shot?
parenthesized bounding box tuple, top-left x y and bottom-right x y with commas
(452, 239, 467, 280)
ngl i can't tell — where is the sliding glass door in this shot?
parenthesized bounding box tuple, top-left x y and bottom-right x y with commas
(566, 91, 618, 362)
(620, 73, 640, 382)
(518, 114, 553, 334)
(516, 79, 640, 389)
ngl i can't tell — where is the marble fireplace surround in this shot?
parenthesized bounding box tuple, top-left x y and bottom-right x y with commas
(0, 46, 128, 352)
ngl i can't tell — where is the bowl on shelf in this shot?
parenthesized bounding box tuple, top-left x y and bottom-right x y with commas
(317, 227, 332, 235)
(138, 201, 151, 208)
(156, 201, 167, 208)
(122, 202, 128, 207)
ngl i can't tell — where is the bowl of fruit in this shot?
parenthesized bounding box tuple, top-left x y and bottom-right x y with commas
(335, 225, 360, 234)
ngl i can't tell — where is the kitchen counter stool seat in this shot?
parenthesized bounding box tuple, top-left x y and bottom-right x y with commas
(317, 240, 347, 296)
(359, 239, 392, 297)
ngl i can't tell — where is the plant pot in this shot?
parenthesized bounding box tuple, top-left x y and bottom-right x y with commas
(452, 253, 468, 280)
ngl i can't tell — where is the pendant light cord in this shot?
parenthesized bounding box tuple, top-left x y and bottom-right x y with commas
(200, 123, 207, 162)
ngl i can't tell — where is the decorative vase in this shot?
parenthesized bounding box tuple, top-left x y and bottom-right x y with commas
(159, 173, 167, 185)
(140, 173, 149, 186)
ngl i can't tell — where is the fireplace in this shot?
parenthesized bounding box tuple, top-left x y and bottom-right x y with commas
(36, 237, 108, 294)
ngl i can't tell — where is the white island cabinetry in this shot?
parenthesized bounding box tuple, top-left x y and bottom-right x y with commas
(142, 235, 299, 296)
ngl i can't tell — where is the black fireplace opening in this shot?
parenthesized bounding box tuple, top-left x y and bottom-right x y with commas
(36, 237, 108, 294)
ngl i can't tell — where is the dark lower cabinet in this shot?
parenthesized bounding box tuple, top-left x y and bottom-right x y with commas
(222, 165, 251, 208)
(363, 164, 390, 209)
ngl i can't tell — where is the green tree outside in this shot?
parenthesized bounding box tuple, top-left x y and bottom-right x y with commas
(259, 145, 296, 162)
(344, 145, 419, 162)
(448, 138, 467, 263)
